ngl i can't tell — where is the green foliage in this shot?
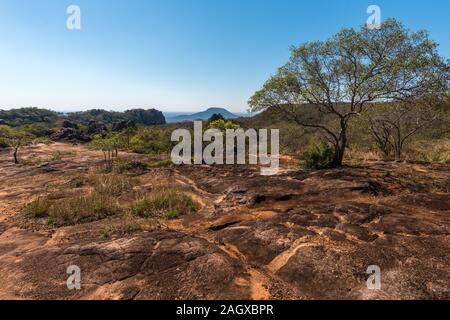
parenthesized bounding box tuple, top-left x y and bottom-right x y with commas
(129, 127, 173, 154)
(0, 125, 35, 163)
(67, 108, 166, 126)
(100, 226, 114, 239)
(249, 18, 450, 166)
(130, 189, 198, 219)
(0, 108, 59, 127)
(113, 159, 148, 174)
(207, 119, 240, 133)
(18, 123, 54, 137)
(300, 143, 336, 169)
(89, 134, 123, 171)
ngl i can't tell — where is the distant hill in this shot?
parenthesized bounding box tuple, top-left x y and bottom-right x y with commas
(0, 107, 166, 127)
(0, 107, 60, 126)
(68, 108, 166, 126)
(165, 108, 238, 123)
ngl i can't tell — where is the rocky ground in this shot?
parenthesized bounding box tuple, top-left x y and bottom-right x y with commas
(0, 143, 449, 300)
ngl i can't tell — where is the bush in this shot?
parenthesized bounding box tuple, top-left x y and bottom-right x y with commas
(113, 159, 148, 174)
(129, 127, 173, 155)
(22, 199, 50, 218)
(130, 189, 198, 219)
(300, 143, 335, 169)
(48, 194, 121, 226)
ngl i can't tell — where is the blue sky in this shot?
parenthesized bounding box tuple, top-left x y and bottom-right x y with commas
(0, 0, 449, 112)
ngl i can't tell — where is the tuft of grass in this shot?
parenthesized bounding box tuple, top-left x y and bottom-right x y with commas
(47, 193, 121, 226)
(68, 174, 90, 188)
(165, 210, 180, 220)
(22, 199, 51, 218)
(92, 174, 135, 196)
(100, 226, 114, 239)
(50, 151, 62, 161)
(130, 189, 198, 219)
(149, 159, 173, 168)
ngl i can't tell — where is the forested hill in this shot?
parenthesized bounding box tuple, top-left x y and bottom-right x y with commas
(67, 109, 166, 125)
(0, 107, 166, 127)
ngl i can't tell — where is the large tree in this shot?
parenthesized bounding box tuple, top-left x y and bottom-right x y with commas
(249, 19, 449, 166)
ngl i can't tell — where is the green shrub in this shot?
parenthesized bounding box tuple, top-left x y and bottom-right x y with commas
(113, 159, 148, 174)
(165, 210, 180, 220)
(129, 127, 173, 155)
(22, 199, 50, 218)
(300, 143, 335, 169)
(130, 189, 198, 219)
(48, 193, 121, 226)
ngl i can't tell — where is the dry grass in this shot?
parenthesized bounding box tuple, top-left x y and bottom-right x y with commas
(405, 139, 450, 163)
(92, 174, 136, 196)
(130, 188, 198, 219)
(47, 193, 121, 226)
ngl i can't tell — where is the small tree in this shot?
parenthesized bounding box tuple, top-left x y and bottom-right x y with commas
(208, 113, 225, 122)
(249, 19, 449, 166)
(89, 134, 122, 171)
(368, 99, 443, 158)
(0, 125, 33, 164)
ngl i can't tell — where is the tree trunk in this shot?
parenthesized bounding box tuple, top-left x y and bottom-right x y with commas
(13, 147, 19, 164)
(333, 124, 347, 167)
(333, 144, 345, 167)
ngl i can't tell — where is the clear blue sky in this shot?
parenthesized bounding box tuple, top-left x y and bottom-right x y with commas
(0, 0, 449, 112)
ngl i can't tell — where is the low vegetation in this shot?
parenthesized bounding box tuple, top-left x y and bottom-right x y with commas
(130, 189, 198, 219)
(300, 143, 335, 169)
(48, 194, 121, 227)
(92, 174, 136, 196)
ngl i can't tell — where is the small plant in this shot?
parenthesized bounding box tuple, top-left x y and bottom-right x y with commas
(300, 143, 336, 169)
(164, 210, 180, 220)
(113, 159, 148, 174)
(100, 226, 114, 239)
(22, 199, 50, 218)
(130, 189, 198, 219)
(50, 151, 62, 161)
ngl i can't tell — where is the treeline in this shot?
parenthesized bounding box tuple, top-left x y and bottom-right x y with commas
(67, 109, 166, 126)
(0, 107, 166, 127)
(0, 108, 59, 126)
